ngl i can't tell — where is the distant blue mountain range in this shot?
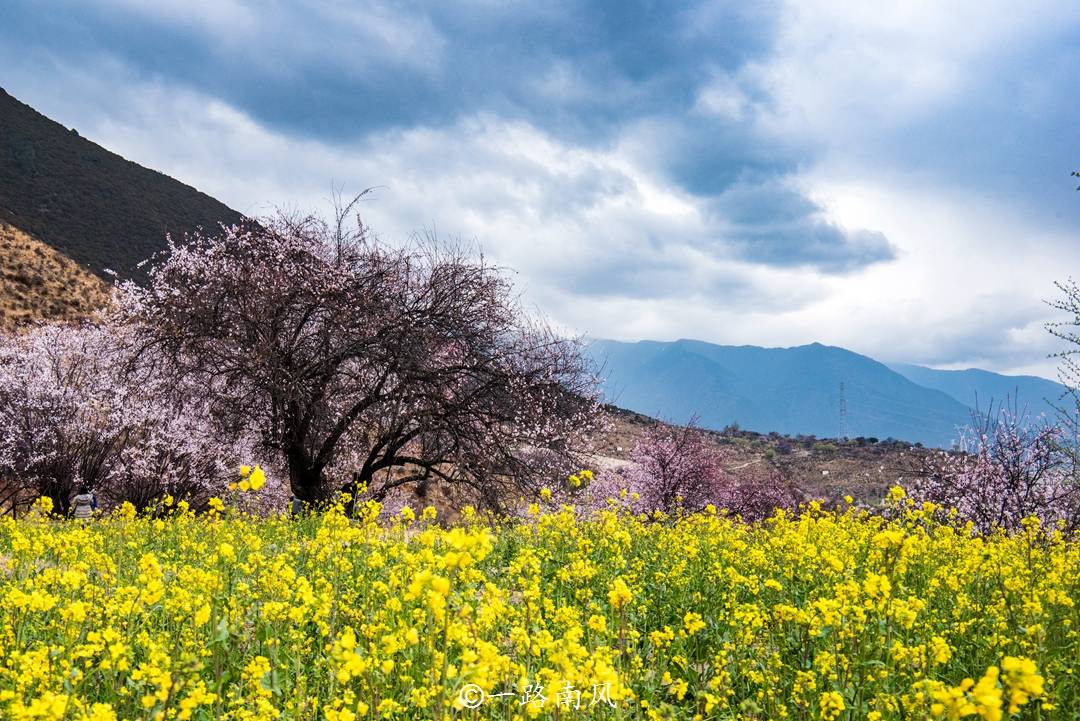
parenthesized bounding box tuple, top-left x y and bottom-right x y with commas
(587, 339, 1070, 448)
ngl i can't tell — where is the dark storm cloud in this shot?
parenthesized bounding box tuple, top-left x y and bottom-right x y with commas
(708, 177, 897, 271)
(0, 1, 776, 143)
(0, 0, 895, 275)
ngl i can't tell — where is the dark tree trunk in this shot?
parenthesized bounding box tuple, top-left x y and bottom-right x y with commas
(45, 481, 70, 516)
(287, 444, 325, 502)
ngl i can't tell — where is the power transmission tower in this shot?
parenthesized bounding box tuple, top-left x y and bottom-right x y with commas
(838, 381, 849, 441)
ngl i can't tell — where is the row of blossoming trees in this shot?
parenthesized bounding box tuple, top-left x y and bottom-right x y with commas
(3, 201, 1080, 531)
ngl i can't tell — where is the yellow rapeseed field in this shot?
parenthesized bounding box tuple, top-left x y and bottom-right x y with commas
(0, 486, 1076, 720)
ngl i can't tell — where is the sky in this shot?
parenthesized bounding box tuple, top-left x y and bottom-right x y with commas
(2, 0, 1079, 379)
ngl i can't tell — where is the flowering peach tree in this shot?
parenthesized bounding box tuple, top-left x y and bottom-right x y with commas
(907, 406, 1080, 533)
(117, 204, 603, 510)
(592, 419, 799, 519)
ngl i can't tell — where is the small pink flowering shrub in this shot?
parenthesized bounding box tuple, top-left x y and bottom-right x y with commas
(907, 407, 1080, 533)
(589, 420, 800, 520)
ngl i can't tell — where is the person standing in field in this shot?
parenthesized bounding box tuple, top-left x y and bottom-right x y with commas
(71, 485, 96, 520)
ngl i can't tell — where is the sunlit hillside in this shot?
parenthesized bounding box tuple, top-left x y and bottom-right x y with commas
(0, 221, 109, 328)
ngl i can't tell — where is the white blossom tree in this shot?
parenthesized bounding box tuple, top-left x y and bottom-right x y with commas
(0, 322, 259, 515)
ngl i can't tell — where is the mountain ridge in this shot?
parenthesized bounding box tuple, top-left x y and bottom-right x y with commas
(0, 86, 243, 284)
(3, 90, 1066, 450)
(588, 338, 1068, 447)
(887, 362, 1067, 424)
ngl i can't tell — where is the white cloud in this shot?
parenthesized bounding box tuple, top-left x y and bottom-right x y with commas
(22, 63, 1075, 379)
(752, 0, 1080, 144)
(4, 1, 1079, 381)
(790, 176, 1074, 376)
(694, 71, 752, 122)
(52, 73, 830, 324)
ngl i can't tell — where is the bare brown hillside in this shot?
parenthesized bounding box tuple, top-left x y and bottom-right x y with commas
(0, 222, 109, 328)
(595, 405, 932, 504)
(389, 406, 931, 518)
